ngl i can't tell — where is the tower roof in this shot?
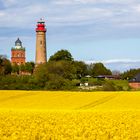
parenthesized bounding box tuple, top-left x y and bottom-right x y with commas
(37, 18, 45, 23)
(15, 38, 22, 46)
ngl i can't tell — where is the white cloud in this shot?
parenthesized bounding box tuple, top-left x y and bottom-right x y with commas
(133, 4, 140, 12)
(86, 59, 140, 64)
(104, 59, 140, 64)
(48, 7, 113, 27)
(0, 11, 5, 17)
(0, 0, 139, 28)
(52, 0, 139, 5)
(0, 3, 49, 28)
(85, 59, 140, 71)
(0, 0, 140, 38)
(51, 0, 75, 5)
(1, 0, 18, 7)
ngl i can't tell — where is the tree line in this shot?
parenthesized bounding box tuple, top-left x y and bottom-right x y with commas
(0, 50, 136, 90)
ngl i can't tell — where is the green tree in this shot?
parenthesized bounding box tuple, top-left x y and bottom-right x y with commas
(121, 69, 140, 80)
(25, 62, 35, 74)
(19, 62, 35, 74)
(20, 64, 25, 71)
(0, 56, 12, 75)
(49, 50, 73, 61)
(34, 63, 48, 87)
(34, 61, 77, 89)
(90, 63, 112, 77)
(73, 61, 88, 79)
(46, 61, 76, 80)
(45, 74, 73, 90)
(12, 64, 19, 74)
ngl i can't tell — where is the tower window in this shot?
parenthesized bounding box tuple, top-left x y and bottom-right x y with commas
(40, 41, 42, 45)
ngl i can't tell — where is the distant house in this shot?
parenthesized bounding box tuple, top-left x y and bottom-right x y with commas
(129, 73, 140, 89)
(94, 75, 120, 80)
(85, 75, 92, 78)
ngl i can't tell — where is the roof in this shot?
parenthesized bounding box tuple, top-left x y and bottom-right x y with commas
(94, 75, 120, 79)
(129, 73, 140, 82)
(15, 38, 22, 44)
(37, 18, 45, 23)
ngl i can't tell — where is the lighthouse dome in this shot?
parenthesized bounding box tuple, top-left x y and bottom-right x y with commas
(15, 38, 22, 46)
(15, 38, 22, 49)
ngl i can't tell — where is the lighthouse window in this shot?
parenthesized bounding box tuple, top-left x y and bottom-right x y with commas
(40, 41, 42, 45)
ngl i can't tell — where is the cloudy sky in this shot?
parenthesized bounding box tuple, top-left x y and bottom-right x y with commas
(0, 0, 140, 71)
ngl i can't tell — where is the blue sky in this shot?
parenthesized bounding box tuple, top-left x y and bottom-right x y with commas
(1, 0, 140, 71)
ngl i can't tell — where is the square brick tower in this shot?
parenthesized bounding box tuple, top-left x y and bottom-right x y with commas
(35, 19, 47, 65)
(11, 38, 26, 65)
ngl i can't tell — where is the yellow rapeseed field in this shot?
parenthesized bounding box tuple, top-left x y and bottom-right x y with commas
(0, 90, 140, 139)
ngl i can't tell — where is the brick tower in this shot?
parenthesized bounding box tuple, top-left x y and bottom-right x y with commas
(35, 19, 47, 65)
(11, 38, 26, 65)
